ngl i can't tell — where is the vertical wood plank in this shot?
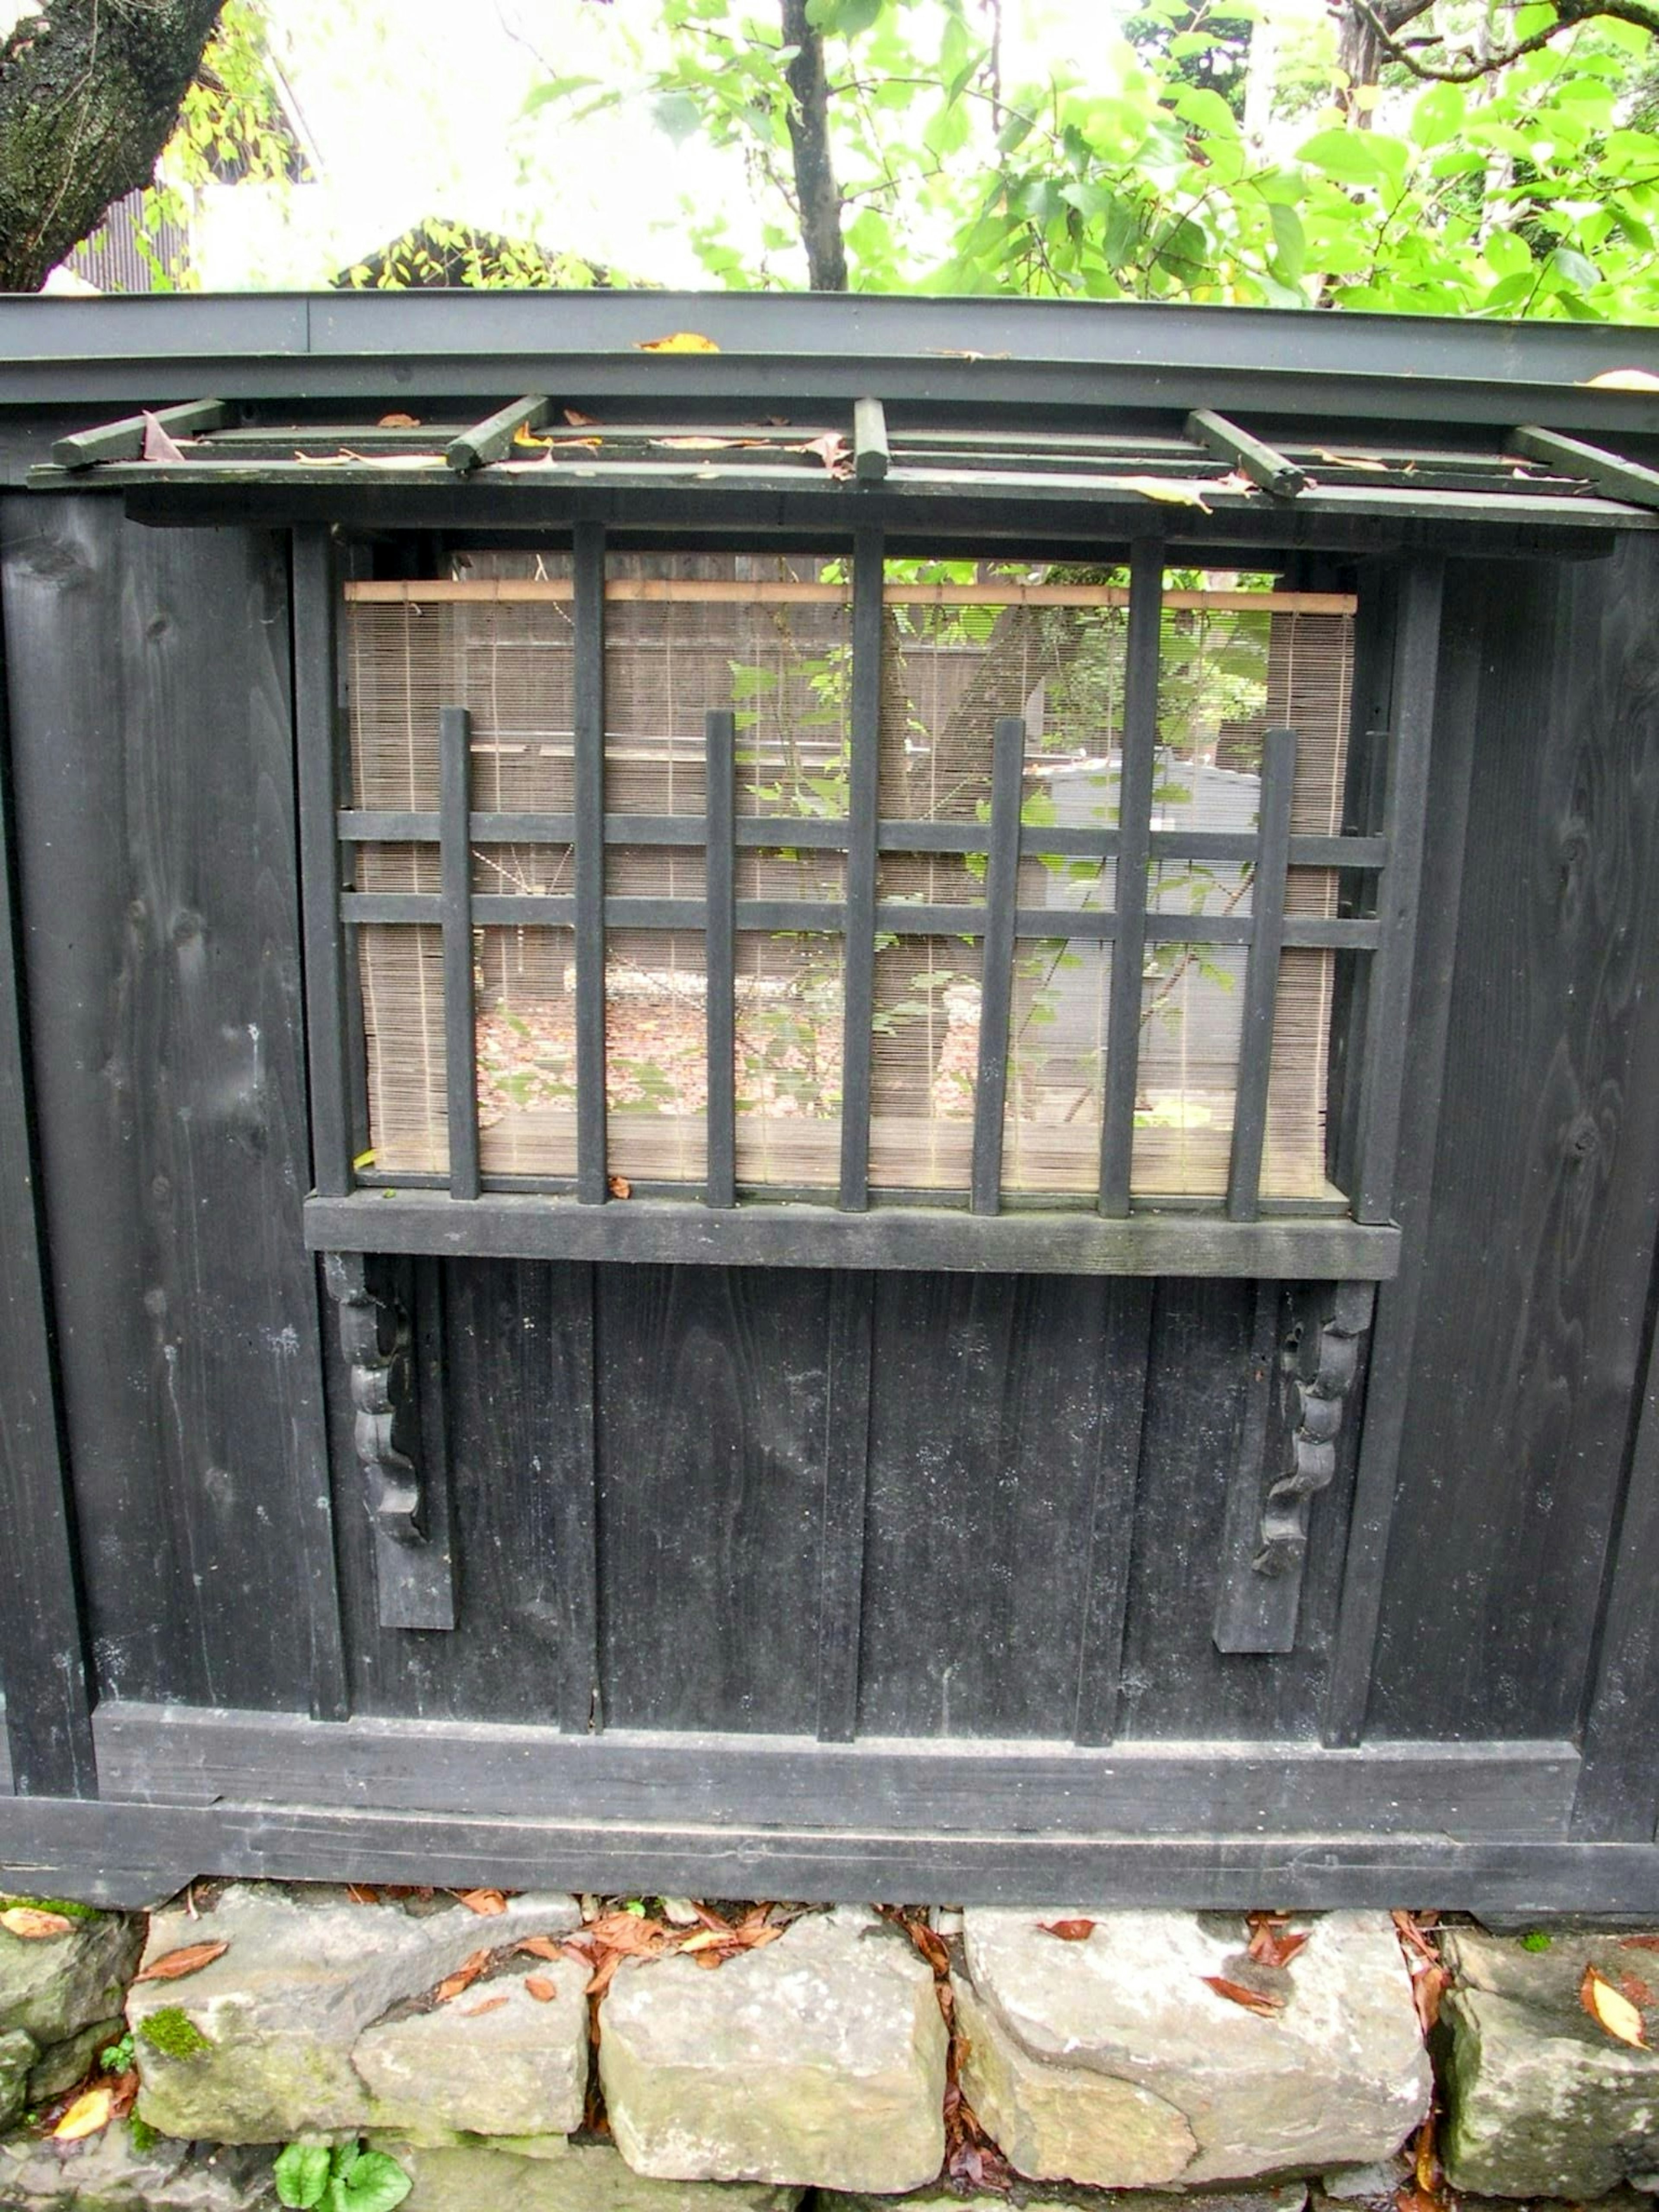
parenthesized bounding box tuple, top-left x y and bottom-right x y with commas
(1355, 558, 1443, 1226)
(704, 708, 737, 1210)
(0, 603, 95, 1797)
(292, 523, 352, 1198)
(816, 1269, 875, 1742)
(554, 1263, 602, 1734)
(1072, 1278, 1155, 1747)
(573, 522, 608, 1205)
(1323, 568, 1475, 1746)
(439, 705, 480, 1201)
(1099, 540, 1162, 1217)
(839, 527, 883, 1211)
(1227, 725, 1297, 1220)
(971, 715, 1025, 1215)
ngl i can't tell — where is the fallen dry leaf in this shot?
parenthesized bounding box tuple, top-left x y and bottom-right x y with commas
(461, 1994, 509, 2016)
(134, 1939, 229, 1984)
(525, 1974, 558, 2002)
(435, 1948, 492, 2004)
(1622, 1973, 1655, 2008)
(678, 1929, 732, 1955)
(635, 331, 721, 353)
(1582, 368, 1659, 391)
(52, 2086, 114, 2142)
(795, 432, 853, 480)
(1622, 1934, 1659, 1953)
(608, 1174, 632, 1198)
(1583, 1964, 1648, 2048)
(456, 1888, 509, 1916)
(378, 412, 421, 428)
(1039, 1919, 1095, 1943)
(0, 1907, 73, 1940)
(346, 1885, 380, 1906)
(141, 413, 186, 464)
(518, 1935, 565, 1962)
(1246, 1913, 1310, 1970)
(1114, 474, 1216, 510)
(565, 409, 597, 426)
(1202, 1975, 1284, 2018)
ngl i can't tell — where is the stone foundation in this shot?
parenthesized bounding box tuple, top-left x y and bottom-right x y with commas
(2, 1886, 1656, 2209)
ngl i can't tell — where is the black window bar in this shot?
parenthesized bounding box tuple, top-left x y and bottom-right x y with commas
(303, 529, 1438, 1276)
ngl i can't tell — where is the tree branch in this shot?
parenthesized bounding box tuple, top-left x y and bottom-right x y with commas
(779, 0, 846, 291)
(0, 0, 228, 290)
(1346, 0, 1659, 87)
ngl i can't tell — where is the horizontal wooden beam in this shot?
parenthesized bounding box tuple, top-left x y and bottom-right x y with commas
(51, 398, 229, 470)
(305, 1189, 1399, 1277)
(343, 578, 1360, 613)
(1506, 424, 1659, 512)
(92, 1703, 1576, 1843)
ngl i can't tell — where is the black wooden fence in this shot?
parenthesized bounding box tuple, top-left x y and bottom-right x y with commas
(2, 293, 1659, 1909)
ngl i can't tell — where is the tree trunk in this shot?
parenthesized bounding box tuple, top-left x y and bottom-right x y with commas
(1335, 0, 1435, 125)
(0, 0, 226, 292)
(779, 0, 846, 291)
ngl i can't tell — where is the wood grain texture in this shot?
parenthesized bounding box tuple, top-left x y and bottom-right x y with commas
(0, 571, 94, 1796)
(1, 496, 345, 1718)
(595, 1265, 831, 1734)
(1368, 537, 1659, 1742)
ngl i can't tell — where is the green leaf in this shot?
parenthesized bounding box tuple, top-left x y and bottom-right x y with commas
(1296, 128, 1388, 188)
(1268, 200, 1305, 284)
(1410, 81, 1465, 150)
(1483, 227, 1531, 280)
(332, 2150, 409, 2212)
(275, 2145, 333, 2212)
(806, 0, 882, 34)
(652, 92, 702, 144)
(1550, 245, 1599, 294)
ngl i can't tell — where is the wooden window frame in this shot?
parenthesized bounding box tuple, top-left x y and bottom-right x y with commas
(298, 523, 1438, 1282)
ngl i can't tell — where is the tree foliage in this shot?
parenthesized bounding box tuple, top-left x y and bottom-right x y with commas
(534, 0, 1659, 319)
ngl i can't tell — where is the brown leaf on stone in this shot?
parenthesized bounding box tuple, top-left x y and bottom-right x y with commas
(346, 1884, 380, 1906)
(607, 1174, 632, 1198)
(435, 1947, 493, 2004)
(587, 1911, 671, 1954)
(1038, 1919, 1095, 1943)
(677, 1929, 731, 1955)
(1246, 1913, 1310, 1970)
(1202, 1975, 1284, 2017)
(525, 1975, 559, 2002)
(51, 2085, 115, 2141)
(455, 1888, 509, 1916)
(0, 1906, 74, 1940)
(1623, 1935, 1659, 1953)
(134, 1939, 230, 1983)
(518, 1935, 565, 1962)
(1623, 1973, 1656, 2008)
(461, 1993, 509, 2016)
(1583, 1964, 1649, 2048)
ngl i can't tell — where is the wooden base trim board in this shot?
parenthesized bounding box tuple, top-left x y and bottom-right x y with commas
(90, 1704, 1573, 1842)
(4, 1792, 1659, 1917)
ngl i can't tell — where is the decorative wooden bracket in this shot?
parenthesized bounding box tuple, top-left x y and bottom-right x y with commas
(1214, 1280, 1374, 1655)
(324, 1252, 456, 1631)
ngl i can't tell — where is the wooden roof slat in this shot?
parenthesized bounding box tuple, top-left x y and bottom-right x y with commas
(854, 396, 889, 482)
(52, 397, 230, 471)
(1187, 407, 1306, 499)
(1506, 423, 1659, 512)
(447, 394, 550, 475)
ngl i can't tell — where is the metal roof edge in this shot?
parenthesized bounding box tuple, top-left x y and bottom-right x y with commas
(2, 289, 1658, 435)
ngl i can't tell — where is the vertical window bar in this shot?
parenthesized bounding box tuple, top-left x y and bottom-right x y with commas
(292, 522, 353, 1199)
(1098, 539, 1163, 1217)
(705, 707, 737, 1209)
(971, 715, 1026, 1215)
(1225, 724, 1297, 1221)
(1355, 557, 1443, 1225)
(573, 521, 608, 1205)
(439, 705, 480, 1201)
(839, 525, 883, 1211)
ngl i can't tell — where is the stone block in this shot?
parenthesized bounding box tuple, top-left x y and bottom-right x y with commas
(27, 2021, 125, 2107)
(1440, 1925, 1659, 2198)
(599, 1907, 947, 2191)
(0, 1914, 141, 2053)
(0, 2124, 279, 2209)
(373, 2135, 802, 2212)
(0, 2034, 37, 2135)
(818, 2185, 1307, 2212)
(353, 1956, 588, 2136)
(127, 1882, 580, 2143)
(956, 1909, 1429, 2187)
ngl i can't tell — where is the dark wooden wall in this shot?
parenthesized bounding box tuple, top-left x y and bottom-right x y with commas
(3, 497, 1659, 1902)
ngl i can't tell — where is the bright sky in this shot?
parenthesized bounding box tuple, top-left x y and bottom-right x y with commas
(192, 0, 1329, 290)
